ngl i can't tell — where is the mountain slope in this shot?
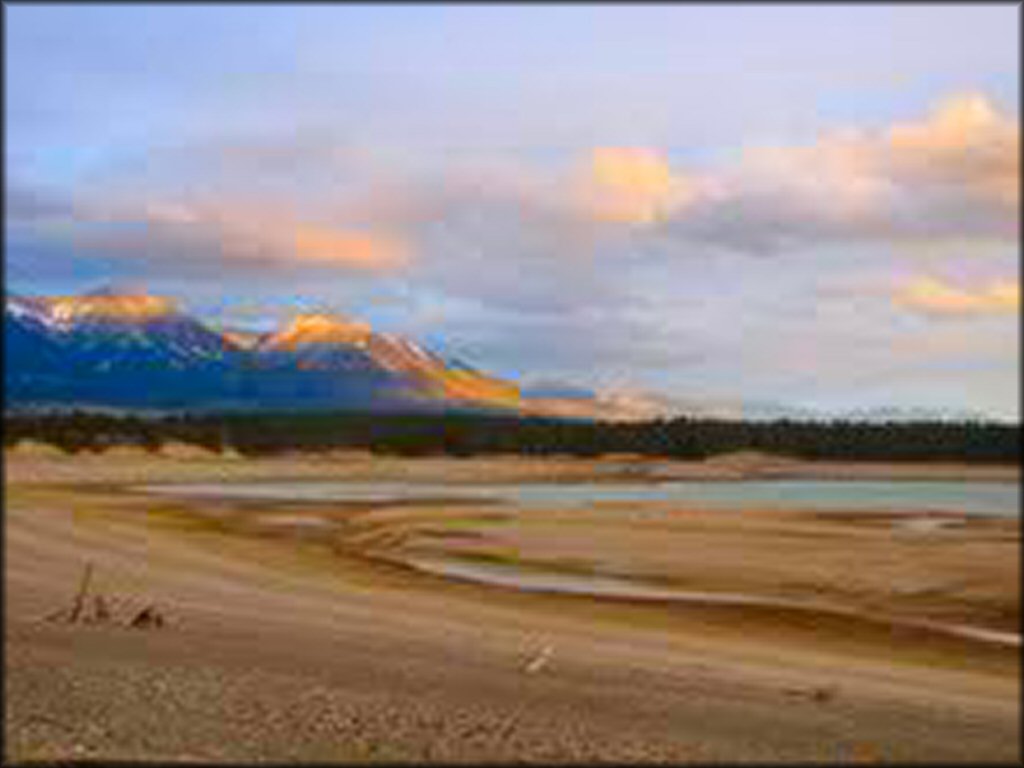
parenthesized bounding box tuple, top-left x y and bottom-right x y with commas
(4, 291, 521, 413)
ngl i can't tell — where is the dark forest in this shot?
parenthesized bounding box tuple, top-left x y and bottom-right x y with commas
(5, 410, 1018, 464)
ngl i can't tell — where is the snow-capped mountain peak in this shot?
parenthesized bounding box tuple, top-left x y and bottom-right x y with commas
(6, 294, 67, 331)
(5, 289, 522, 412)
(46, 292, 179, 323)
(264, 312, 373, 349)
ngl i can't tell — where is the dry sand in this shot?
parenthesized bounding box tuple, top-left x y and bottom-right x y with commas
(366, 502, 1019, 633)
(5, 451, 1020, 762)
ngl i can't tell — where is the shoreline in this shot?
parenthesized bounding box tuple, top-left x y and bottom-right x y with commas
(396, 553, 1022, 649)
(6, 445, 1020, 484)
(6, 451, 1020, 762)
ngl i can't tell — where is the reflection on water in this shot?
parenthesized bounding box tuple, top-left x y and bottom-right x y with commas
(137, 478, 1021, 517)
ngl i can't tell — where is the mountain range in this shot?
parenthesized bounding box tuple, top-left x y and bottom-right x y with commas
(4, 288, 995, 423)
(518, 385, 990, 424)
(5, 288, 520, 415)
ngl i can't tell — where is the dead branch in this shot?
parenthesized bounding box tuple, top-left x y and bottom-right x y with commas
(128, 604, 165, 629)
(68, 562, 94, 624)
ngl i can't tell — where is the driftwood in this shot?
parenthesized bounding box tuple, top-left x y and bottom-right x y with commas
(811, 684, 839, 703)
(524, 645, 554, 674)
(67, 562, 94, 623)
(89, 594, 112, 624)
(783, 683, 839, 703)
(41, 563, 167, 629)
(129, 605, 165, 629)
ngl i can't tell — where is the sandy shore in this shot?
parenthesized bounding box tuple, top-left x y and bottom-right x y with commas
(7, 443, 1020, 485)
(5, 450, 1020, 762)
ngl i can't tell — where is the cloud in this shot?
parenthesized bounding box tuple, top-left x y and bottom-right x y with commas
(10, 90, 1017, 348)
(292, 225, 407, 269)
(61, 195, 410, 274)
(15, 91, 1015, 289)
(887, 93, 1018, 208)
(576, 148, 697, 224)
(339, 92, 1018, 263)
(659, 92, 1019, 252)
(893, 275, 1020, 317)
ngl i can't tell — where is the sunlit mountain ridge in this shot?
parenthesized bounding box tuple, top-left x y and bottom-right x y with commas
(4, 288, 1005, 423)
(4, 289, 522, 414)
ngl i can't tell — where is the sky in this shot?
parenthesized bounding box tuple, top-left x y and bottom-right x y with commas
(5, 4, 1020, 420)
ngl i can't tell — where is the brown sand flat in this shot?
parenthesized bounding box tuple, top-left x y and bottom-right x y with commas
(7, 445, 1018, 486)
(5, 451, 1020, 763)
(374, 501, 1019, 632)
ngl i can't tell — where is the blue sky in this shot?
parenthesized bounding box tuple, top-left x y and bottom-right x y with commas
(5, 4, 1020, 419)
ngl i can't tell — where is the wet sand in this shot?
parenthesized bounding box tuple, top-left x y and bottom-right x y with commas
(5, 450, 1020, 762)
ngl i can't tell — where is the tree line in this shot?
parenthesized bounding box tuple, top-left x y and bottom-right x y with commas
(4, 409, 1019, 464)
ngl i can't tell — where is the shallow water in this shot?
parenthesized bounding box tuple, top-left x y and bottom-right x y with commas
(137, 478, 1020, 517)
(137, 481, 497, 503)
(402, 555, 1022, 649)
(133, 477, 1020, 647)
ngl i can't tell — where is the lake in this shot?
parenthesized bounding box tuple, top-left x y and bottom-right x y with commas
(137, 478, 1020, 518)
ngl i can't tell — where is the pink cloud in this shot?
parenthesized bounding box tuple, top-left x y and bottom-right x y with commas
(893, 275, 1020, 317)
